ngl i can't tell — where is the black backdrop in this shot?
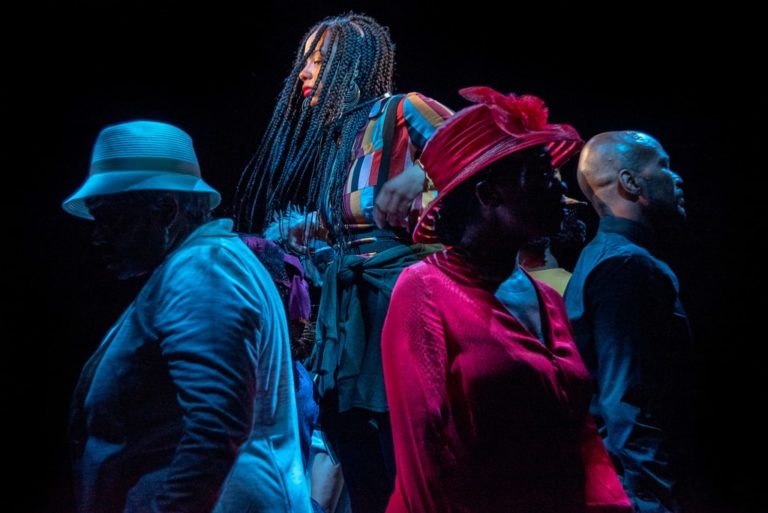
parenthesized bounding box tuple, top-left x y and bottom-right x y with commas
(6, 1, 758, 512)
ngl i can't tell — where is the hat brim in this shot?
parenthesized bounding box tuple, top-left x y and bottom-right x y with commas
(62, 171, 221, 220)
(413, 137, 582, 243)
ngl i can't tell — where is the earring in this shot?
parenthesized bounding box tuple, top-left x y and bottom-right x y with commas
(342, 80, 360, 112)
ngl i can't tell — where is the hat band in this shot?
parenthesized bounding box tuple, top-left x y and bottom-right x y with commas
(90, 157, 200, 176)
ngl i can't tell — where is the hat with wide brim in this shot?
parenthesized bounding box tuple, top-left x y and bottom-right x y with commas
(413, 87, 583, 243)
(62, 120, 221, 219)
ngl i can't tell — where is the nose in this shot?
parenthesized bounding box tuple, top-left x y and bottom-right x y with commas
(299, 60, 313, 82)
(670, 170, 684, 190)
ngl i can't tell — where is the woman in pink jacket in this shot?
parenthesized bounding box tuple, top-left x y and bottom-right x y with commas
(382, 87, 631, 513)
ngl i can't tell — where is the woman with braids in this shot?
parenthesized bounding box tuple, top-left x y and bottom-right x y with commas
(235, 13, 452, 513)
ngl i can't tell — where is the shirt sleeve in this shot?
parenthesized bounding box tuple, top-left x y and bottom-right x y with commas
(401, 92, 453, 229)
(382, 265, 453, 513)
(585, 255, 684, 513)
(401, 92, 453, 152)
(149, 245, 260, 513)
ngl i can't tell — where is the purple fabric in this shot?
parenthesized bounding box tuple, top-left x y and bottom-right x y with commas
(240, 236, 311, 322)
(288, 273, 311, 322)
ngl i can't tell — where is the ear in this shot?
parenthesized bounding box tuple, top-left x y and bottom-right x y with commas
(474, 180, 503, 207)
(618, 169, 641, 196)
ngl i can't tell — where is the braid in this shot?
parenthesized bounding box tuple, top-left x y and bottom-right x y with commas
(235, 13, 396, 246)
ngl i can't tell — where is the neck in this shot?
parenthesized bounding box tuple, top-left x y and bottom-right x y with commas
(453, 243, 520, 285)
(604, 200, 654, 229)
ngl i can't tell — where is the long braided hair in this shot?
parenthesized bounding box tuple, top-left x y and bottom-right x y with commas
(235, 13, 395, 245)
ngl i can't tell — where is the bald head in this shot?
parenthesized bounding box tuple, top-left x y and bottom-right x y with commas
(577, 131, 662, 215)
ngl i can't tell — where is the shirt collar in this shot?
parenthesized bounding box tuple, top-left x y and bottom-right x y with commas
(598, 216, 655, 248)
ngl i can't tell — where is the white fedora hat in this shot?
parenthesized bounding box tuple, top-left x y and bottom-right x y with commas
(62, 120, 221, 219)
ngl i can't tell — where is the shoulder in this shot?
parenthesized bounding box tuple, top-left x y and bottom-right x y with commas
(583, 253, 678, 312)
(400, 91, 454, 119)
(158, 232, 274, 303)
(591, 252, 667, 283)
(393, 257, 448, 299)
(168, 233, 257, 274)
(577, 232, 661, 279)
(384, 92, 453, 149)
(396, 258, 435, 289)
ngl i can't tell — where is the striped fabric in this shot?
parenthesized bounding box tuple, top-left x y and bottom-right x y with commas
(341, 92, 453, 230)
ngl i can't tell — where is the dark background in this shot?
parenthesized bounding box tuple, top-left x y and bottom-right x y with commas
(6, 1, 758, 512)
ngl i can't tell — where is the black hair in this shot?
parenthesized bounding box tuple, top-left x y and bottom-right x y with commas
(235, 13, 395, 245)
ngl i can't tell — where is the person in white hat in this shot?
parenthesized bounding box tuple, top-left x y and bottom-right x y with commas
(64, 120, 312, 513)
